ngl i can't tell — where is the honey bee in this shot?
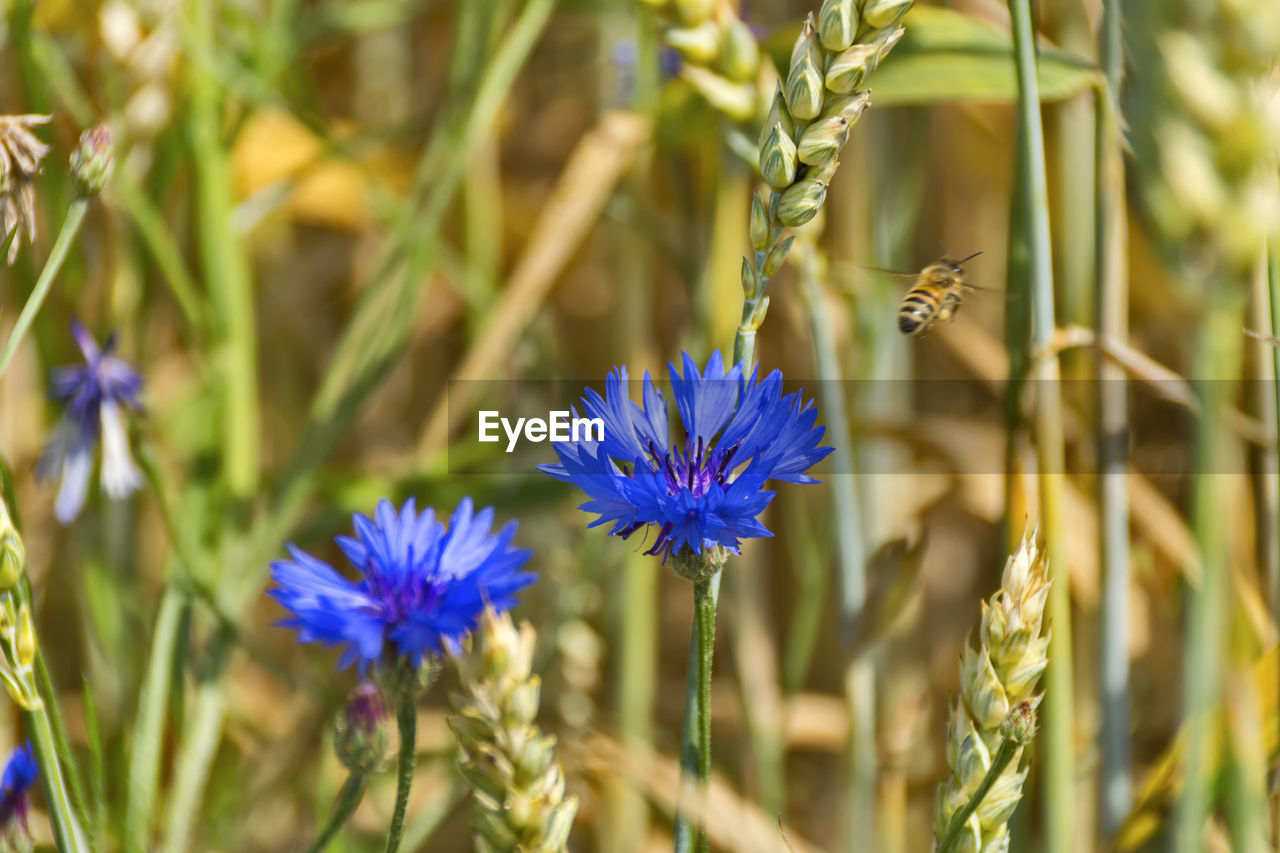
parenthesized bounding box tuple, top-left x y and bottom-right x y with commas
(896, 252, 983, 336)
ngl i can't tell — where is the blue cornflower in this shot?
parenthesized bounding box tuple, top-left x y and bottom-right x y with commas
(269, 498, 536, 671)
(540, 351, 831, 562)
(0, 742, 35, 839)
(38, 320, 144, 524)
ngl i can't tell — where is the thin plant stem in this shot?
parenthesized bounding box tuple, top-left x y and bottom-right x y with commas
(386, 696, 418, 853)
(4, 578, 91, 852)
(124, 585, 186, 853)
(1269, 238, 1280, 611)
(936, 739, 1020, 853)
(83, 677, 108, 841)
(694, 578, 717, 853)
(31, 614, 91, 832)
(162, 638, 229, 853)
(798, 245, 876, 850)
(673, 572, 721, 853)
(1095, 0, 1132, 837)
(188, 0, 260, 497)
(24, 682, 92, 853)
(0, 197, 89, 380)
(307, 773, 367, 853)
(1268, 239, 1280, 831)
(1175, 286, 1246, 852)
(1008, 2, 1075, 851)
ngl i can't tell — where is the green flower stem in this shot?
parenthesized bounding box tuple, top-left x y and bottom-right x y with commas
(124, 585, 186, 853)
(161, 639, 228, 853)
(385, 697, 418, 853)
(188, 0, 260, 497)
(1094, 0, 1132, 836)
(673, 573, 721, 853)
(308, 772, 367, 853)
(23, 664, 92, 853)
(694, 579, 716, 853)
(1175, 286, 1246, 852)
(0, 196, 89, 381)
(1007, 1, 1074, 850)
(936, 738, 1019, 853)
(29, 597, 91, 832)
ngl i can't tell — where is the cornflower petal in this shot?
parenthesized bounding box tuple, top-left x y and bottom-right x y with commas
(54, 435, 94, 525)
(100, 401, 143, 498)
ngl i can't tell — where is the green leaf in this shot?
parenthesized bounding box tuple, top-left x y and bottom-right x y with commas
(870, 7, 1101, 105)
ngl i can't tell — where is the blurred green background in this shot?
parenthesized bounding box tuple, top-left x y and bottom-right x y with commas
(0, 0, 1278, 850)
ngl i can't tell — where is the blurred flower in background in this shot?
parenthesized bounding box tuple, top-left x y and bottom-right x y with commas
(541, 351, 831, 563)
(0, 742, 35, 846)
(269, 498, 536, 673)
(38, 321, 144, 524)
(0, 114, 51, 265)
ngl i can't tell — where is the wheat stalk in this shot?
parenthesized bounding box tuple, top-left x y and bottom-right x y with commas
(449, 611, 578, 853)
(934, 525, 1050, 853)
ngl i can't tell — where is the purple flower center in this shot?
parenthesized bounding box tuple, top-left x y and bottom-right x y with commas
(647, 438, 740, 498)
(361, 552, 444, 627)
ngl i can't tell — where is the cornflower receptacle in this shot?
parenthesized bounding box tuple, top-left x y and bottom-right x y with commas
(38, 321, 144, 524)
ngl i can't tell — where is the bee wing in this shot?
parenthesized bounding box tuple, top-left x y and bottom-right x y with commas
(961, 281, 1023, 303)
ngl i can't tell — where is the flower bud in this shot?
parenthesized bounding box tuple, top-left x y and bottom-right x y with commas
(999, 699, 1040, 746)
(748, 295, 770, 329)
(797, 115, 850, 165)
(334, 683, 392, 775)
(1161, 31, 1240, 131)
(749, 194, 770, 252)
(759, 124, 798, 190)
(719, 18, 760, 83)
(976, 767, 1027, 830)
(759, 88, 794, 150)
(777, 179, 826, 226)
(826, 44, 876, 94)
(546, 800, 578, 849)
(0, 532, 24, 592)
(861, 0, 912, 28)
(741, 258, 759, 300)
(960, 645, 1009, 731)
(818, 0, 857, 52)
(827, 24, 902, 92)
(665, 21, 721, 64)
(505, 679, 541, 727)
(69, 124, 115, 196)
(762, 235, 795, 278)
(673, 0, 713, 26)
(999, 635, 1050, 700)
(680, 67, 757, 122)
(785, 17, 825, 120)
(15, 605, 36, 671)
(806, 155, 841, 185)
(954, 731, 990, 793)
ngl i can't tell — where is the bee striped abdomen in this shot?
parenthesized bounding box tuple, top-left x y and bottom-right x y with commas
(897, 284, 943, 335)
